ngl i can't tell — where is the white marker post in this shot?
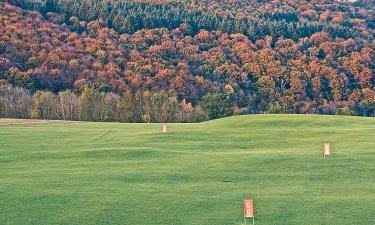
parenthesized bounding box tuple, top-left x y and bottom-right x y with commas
(161, 123, 167, 134)
(323, 143, 330, 158)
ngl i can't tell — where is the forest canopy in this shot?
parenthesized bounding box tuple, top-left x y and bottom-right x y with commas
(0, 0, 374, 121)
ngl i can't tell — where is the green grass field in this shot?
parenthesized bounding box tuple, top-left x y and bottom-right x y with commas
(0, 115, 374, 225)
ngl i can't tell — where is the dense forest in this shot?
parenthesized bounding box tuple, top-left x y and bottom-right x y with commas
(0, 0, 374, 122)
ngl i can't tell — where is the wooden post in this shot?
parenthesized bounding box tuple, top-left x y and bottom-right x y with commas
(161, 123, 167, 134)
(323, 143, 330, 158)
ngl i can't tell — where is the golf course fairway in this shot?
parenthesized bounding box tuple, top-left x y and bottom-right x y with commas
(0, 115, 374, 224)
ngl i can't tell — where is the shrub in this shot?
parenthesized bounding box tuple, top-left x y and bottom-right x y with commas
(267, 102, 289, 114)
(336, 107, 356, 116)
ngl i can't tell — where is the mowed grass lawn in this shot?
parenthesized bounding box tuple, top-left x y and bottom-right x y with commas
(0, 115, 374, 225)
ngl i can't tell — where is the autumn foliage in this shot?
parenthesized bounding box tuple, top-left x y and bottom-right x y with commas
(0, 1, 374, 121)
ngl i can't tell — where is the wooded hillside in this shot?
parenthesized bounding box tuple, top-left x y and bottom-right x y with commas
(0, 1, 374, 121)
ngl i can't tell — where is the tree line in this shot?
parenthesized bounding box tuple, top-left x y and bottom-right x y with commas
(1, 84, 373, 124)
(0, 84, 210, 122)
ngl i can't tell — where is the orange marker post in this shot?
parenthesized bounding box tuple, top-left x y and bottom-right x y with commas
(243, 199, 254, 224)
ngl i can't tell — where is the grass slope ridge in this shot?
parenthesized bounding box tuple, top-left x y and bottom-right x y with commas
(0, 115, 374, 224)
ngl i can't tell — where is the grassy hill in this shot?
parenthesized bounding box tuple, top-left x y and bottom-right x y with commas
(0, 115, 374, 224)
